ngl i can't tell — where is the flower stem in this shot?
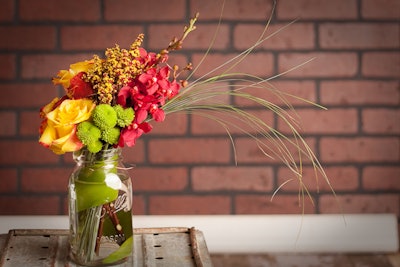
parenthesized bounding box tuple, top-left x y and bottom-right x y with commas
(95, 206, 106, 255)
(78, 205, 103, 262)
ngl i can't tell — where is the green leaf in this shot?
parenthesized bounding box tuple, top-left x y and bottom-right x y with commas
(75, 180, 118, 211)
(73, 162, 120, 211)
(102, 236, 133, 264)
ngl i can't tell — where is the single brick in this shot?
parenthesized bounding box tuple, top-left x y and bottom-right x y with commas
(121, 140, 146, 164)
(278, 52, 358, 78)
(132, 167, 188, 191)
(149, 195, 231, 215)
(235, 136, 317, 164)
(0, 140, 59, 165)
(362, 108, 400, 134)
(278, 108, 358, 134)
(320, 23, 399, 49)
(0, 196, 61, 215)
(320, 137, 399, 163)
(0, 26, 56, 50)
(234, 23, 315, 51)
(276, 0, 357, 20)
(0, 111, 17, 136)
(148, 24, 229, 50)
(319, 194, 400, 216)
(234, 80, 317, 107)
(132, 195, 146, 215)
(362, 0, 400, 19)
(192, 52, 274, 79)
(19, 0, 100, 22)
(277, 166, 359, 192)
(150, 113, 188, 136)
(190, 0, 274, 21)
(192, 166, 273, 192)
(148, 138, 231, 164)
(0, 0, 13, 22)
(104, 0, 185, 21)
(235, 194, 316, 214)
(0, 83, 58, 108)
(0, 169, 18, 192)
(363, 166, 400, 190)
(0, 54, 15, 80)
(191, 109, 274, 135)
(320, 80, 400, 106)
(19, 111, 40, 136)
(362, 52, 400, 78)
(61, 25, 144, 50)
(21, 168, 70, 192)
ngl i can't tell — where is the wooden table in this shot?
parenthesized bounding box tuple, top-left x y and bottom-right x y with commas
(0, 227, 213, 267)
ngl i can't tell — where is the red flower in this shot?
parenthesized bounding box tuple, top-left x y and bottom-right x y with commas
(138, 47, 167, 66)
(165, 80, 180, 99)
(149, 104, 165, 122)
(116, 64, 181, 137)
(137, 67, 166, 95)
(118, 122, 152, 147)
(67, 72, 94, 99)
(117, 86, 135, 107)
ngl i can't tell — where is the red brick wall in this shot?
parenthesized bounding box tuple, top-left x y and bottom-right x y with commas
(0, 0, 399, 218)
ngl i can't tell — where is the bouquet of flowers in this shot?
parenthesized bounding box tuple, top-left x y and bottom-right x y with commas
(39, 23, 196, 154)
(38, 9, 330, 266)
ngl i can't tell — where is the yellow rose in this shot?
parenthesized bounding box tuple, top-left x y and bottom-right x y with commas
(39, 99, 95, 154)
(52, 60, 93, 89)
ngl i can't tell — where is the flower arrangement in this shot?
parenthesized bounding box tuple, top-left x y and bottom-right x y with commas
(38, 16, 202, 265)
(38, 7, 332, 266)
(39, 20, 197, 154)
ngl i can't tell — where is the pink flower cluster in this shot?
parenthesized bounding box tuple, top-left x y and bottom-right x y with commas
(116, 48, 181, 147)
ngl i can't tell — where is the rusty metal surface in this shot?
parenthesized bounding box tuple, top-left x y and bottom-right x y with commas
(0, 228, 213, 267)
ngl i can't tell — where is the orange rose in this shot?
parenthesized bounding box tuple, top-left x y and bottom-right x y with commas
(39, 99, 95, 154)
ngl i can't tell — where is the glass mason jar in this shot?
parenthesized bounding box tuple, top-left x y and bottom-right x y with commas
(68, 148, 133, 266)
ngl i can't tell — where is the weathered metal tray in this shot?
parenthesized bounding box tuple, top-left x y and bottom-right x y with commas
(0, 227, 213, 267)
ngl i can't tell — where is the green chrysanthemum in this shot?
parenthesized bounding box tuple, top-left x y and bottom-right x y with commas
(92, 104, 117, 130)
(76, 121, 101, 146)
(101, 127, 120, 145)
(114, 105, 134, 127)
(86, 139, 103, 153)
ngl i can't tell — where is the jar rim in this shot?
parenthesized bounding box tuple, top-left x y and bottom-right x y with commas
(73, 147, 122, 163)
